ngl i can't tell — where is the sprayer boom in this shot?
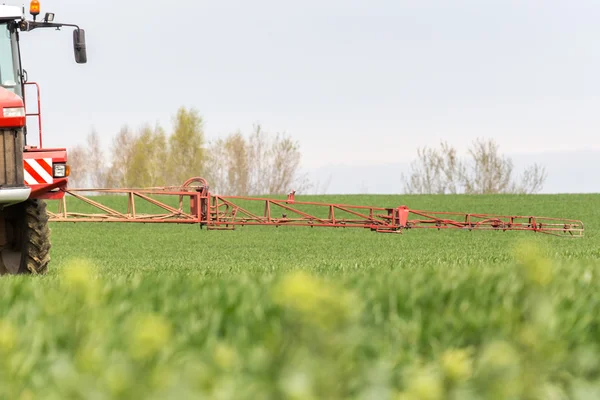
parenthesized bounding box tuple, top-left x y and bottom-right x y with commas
(46, 177, 584, 238)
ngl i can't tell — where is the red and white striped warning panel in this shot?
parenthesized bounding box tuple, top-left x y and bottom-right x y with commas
(24, 158, 53, 185)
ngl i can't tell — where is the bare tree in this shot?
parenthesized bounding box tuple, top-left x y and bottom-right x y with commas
(66, 144, 89, 188)
(204, 137, 229, 194)
(103, 124, 169, 188)
(99, 108, 206, 190)
(463, 138, 514, 194)
(265, 133, 306, 194)
(517, 163, 547, 195)
(206, 124, 310, 195)
(104, 125, 135, 188)
(403, 141, 464, 194)
(85, 129, 107, 188)
(205, 132, 250, 195)
(247, 125, 270, 194)
(147, 124, 169, 187)
(167, 107, 206, 186)
(402, 138, 547, 194)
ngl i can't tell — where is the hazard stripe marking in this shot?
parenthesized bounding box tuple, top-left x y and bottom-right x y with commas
(38, 158, 52, 176)
(24, 169, 35, 185)
(25, 158, 53, 184)
(24, 162, 45, 184)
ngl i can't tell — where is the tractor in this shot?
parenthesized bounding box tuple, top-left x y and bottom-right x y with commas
(0, 1, 85, 274)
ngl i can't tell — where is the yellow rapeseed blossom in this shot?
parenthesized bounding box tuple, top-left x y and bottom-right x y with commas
(104, 362, 132, 396)
(75, 340, 104, 374)
(60, 258, 101, 305)
(440, 348, 473, 383)
(476, 340, 522, 397)
(272, 270, 360, 329)
(128, 313, 172, 360)
(478, 341, 519, 372)
(279, 370, 315, 400)
(213, 342, 239, 371)
(403, 366, 443, 400)
(518, 325, 539, 350)
(514, 242, 553, 287)
(18, 389, 34, 400)
(0, 319, 16, 352)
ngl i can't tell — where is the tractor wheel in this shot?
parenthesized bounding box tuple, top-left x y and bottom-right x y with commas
(0, 199, 51, 275)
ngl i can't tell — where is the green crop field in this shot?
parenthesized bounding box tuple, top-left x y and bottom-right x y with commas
(0, 193, 598, 399)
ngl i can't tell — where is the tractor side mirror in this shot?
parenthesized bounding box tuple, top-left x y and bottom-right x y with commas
(73, 28, 87, 64)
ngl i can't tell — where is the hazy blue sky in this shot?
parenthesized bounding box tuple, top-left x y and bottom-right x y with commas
(14, 0, 600, 191)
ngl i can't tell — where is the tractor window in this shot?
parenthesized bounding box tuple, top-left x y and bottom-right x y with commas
(0, 23, 17, 93)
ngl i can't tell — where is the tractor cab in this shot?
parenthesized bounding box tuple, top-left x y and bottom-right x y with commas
(0, 14, 22, 97)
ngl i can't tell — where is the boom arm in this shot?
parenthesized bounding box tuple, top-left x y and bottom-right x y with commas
(47, 177, 584, 238)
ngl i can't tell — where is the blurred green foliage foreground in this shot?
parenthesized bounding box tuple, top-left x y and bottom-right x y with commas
(0, 242, 598, 399)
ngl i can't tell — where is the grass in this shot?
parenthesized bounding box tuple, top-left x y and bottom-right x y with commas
(0, 192, 598, 398)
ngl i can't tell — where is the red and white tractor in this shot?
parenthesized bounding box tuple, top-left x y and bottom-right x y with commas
(0, 1, 85, 274)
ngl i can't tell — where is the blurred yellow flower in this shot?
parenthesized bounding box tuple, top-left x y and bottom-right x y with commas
(440, 348, 473, 383)
(476, 340, 522, 397)
(404, 366, 443, 400)
(18, 389, 34, 400)
(279, 370, 315, 400)
(75, 340, 104, 373)
(104, 362, 132, 396)
(60, 258, 101, 305)
(213, 342, 239, 371)
(0, 319, 16, 352)
(272, 270, 360, 329)
(478, 340, 519, 371)
(128, 313, 172, 360)
(514, 242, 553, 287)
(518, 325, 539, 350)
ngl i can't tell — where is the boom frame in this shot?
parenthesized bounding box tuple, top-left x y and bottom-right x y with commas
(47, 177, 584, 238)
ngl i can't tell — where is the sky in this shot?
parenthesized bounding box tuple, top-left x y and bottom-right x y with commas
(13, 0, 600, 193)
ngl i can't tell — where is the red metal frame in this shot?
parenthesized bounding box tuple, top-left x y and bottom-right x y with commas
(24, 82, 43, 148)
(23, 148, 68, 200)
(19, 80, 69, 201)
(47, 177, 584, 238)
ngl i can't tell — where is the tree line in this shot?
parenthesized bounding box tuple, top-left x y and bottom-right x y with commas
(67, 106, 547, 195)
(401, 138, 547, 195)
(68, 107, 311, 195)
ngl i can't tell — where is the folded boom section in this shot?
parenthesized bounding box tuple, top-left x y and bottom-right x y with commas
(46, 177, 584, 238)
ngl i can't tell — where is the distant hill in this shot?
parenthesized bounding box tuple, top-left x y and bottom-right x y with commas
(304, 150, 600, 195)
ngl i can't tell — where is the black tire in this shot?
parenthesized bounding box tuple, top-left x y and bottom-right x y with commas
(0, 199, 51, 275)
